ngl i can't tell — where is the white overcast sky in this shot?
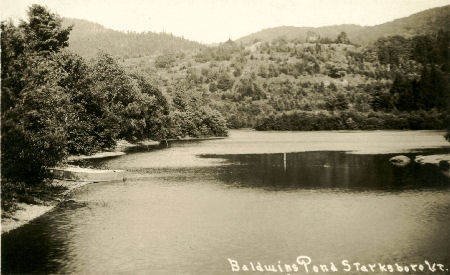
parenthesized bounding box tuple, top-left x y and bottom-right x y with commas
(1, 0, 449, 43)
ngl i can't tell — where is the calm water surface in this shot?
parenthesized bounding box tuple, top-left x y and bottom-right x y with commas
(2, 130, 450, 274)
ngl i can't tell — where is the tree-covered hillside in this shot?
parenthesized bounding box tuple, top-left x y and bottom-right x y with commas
(124, 31, 449, 131)
(237, 5, 450, 45)
(63, 18, 204, 58)
(57, 5, 450, 134)
(237, 25, 364, 45)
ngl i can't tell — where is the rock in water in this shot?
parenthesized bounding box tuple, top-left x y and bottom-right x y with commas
(389, 155, 411, 166)
(414, 154, 450, 178)
(414, 154, 450, 167)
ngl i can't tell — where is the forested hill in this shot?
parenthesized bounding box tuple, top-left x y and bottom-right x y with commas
(237, 4, 450, 45)
(123, 25, 449, 130)
(63, 18, 204, 58)
(237, 25, 364, 45)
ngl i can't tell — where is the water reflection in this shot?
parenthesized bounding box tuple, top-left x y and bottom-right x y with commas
(1, 201, 85, 274)
(198, 151, 450, 191)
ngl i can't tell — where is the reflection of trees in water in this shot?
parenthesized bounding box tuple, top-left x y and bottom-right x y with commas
(1, 203, 82, 274)
(207, 151, 449, 191)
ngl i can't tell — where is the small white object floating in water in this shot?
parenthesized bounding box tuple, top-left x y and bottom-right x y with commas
(389, 155, 411, 167)
(49, 166, 125, 182)
(322, 163, 331, 168)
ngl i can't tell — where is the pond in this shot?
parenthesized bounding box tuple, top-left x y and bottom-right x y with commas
(2, 130, 450, 274)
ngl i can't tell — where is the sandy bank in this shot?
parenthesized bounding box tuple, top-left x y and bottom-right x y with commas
(1, 180, 91, 234)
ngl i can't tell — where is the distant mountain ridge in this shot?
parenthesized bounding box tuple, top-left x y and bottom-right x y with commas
(237, 4, 450, 44)
(237, 24, 365, 44)
(63, 4, 449, 58)
(63, 18, 204, 58)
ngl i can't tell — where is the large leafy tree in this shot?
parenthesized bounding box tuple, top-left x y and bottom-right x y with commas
(131, 73, 171, 141)
(1, 20, 27, 113)
(167, 82, 228, 138)
(1, 56, 70, 181)
(1, 5, 72, 182)
(1, 5, 72, 112)
(89, 52, 166, 143)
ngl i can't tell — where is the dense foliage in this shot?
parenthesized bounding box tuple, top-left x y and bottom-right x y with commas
(58, 4, 449, 136)
(123, 30, 449, 132)
(255, 110, 448, 131)
(1, 5, 227, 184)
(2, 6, 74, 182)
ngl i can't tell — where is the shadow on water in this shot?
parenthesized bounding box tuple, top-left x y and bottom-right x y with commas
(196, 150, 450, 191)
(1, 200, 87, 274)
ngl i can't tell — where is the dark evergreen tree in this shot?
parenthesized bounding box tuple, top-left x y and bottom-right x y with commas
(20, 4, 72, 54)
(336, 32, 350, 44)
(390, 74, 415, 111)
(435, 30, 449, 71)
(411, 35, 434, 64)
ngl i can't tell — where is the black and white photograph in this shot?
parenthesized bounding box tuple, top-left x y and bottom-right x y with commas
(1, 0, 450, 274)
